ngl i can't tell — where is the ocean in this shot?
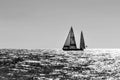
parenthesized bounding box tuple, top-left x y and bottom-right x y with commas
(0, 49, 120, 80)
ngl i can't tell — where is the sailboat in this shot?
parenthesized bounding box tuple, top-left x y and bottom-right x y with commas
(63, 27, 86, 51)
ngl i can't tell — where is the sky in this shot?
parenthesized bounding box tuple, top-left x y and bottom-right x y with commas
(0, 0, 120, 49)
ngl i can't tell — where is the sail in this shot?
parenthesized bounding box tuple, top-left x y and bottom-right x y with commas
(69, 27, 77, 49)
(63, 27, 77, 50)
(64, 30, 71, 46)
(80, 31, 85, 50)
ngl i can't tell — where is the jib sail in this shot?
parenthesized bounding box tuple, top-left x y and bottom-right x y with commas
(63, 27, 77, 50)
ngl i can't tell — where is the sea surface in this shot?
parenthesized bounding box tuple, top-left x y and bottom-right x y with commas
(0, 49, 120, 80)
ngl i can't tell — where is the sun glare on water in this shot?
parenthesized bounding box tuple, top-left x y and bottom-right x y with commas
(1, 49, 120, 80)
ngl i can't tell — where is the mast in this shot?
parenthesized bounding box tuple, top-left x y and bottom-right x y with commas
(80, 31, 85, 50)
(63, 27, 77, 50)
(69, 27, 77, 49)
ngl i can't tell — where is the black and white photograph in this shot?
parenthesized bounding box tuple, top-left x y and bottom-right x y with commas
(0, 0, 120, 80)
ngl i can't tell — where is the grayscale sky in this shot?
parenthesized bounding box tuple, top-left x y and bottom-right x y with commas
(0, 0, 120, 49)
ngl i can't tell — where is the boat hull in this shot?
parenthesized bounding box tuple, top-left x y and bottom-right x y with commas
(63, 48, 84, 51)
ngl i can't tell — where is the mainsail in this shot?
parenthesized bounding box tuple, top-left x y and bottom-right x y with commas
(80, 31, 85, 50)
(63, 27, 77, 50)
